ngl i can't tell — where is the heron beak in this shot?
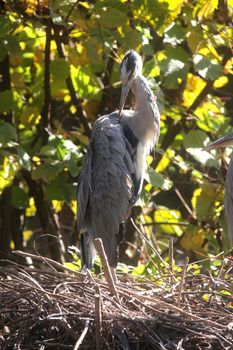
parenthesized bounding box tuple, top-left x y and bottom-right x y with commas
(203, 133, 233, 151)
(119, 83, 131, 118)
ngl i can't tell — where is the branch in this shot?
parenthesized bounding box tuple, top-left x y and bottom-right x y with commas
(53, 25, 91, 137)
(94, 238, 119, 300)
(95, 284, 102, 350)
(177, 257, 189, 305)
(41, 23, 51, 131)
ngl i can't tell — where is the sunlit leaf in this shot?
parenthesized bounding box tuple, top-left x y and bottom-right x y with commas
(193, 54, 223, 81)
(154, 207, 183, 236)
(148, 169, 173, 191)
(164, 23, 185, 44)
(159, 47, 190, 88)
(191, 184, 222, 220)
(17, 146, 31, 171)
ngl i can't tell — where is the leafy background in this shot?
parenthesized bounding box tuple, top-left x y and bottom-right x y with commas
(0, 0, 232, 272)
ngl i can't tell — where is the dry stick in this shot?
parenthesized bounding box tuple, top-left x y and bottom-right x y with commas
(131, 218, 174, 280)
(73, 320, 90, 350)
(94, 238, 119, 300)
(174, 188, 194, 218)
(178, 257, 189, 306)
(116, 286, 225, 330)
(169, 237, 175, 284)
(95, 285, 102, 350)
(12, 250, 84, 278)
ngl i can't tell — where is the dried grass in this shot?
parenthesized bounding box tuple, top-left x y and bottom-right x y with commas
(0, 251, 232, 350)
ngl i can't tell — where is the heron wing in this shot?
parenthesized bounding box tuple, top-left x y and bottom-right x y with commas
(224, 154, 233, 245)
(77, 112, 135, 266)
(77, 147, 92, 233)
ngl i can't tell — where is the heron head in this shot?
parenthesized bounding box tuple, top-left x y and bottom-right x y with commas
(119, 50, 142, 117)
(203, 133, 233, 151)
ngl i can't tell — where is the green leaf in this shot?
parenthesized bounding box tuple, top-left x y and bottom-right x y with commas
(192, 184, 220, 220)
(97, 7, 127, 28)
(0, 90, 13, 113)
(0, 17, 13, 37)
(118, 27, 142, 49)
(0, 40, 7, 61)
(20, 106, 40, 126)
(164, 23, 185, 44)
(40, 145, 58, 158)
(183, 130, 207, 148)
(183, 130, 218, 166)
(44, 174, 76, 201)
(11, 186, 29, 209)
(0, 120, 16, 145)
(32, 162, 64, 183)
(193, 54, 223, 81)
(50, 58, 70, 81)
(148, 169, 172, 190)
(159, 47, 190, 89)
(17, 146, 31, 171)
(66, 157, 79, 177)
(5, 36, 21, 57)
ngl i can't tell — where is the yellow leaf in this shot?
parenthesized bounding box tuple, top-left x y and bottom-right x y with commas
(70, 200, 77, 215)
(25, 0, 37, 16)
(191, 188, 202, 212)
(180, 227, 205, 251)
(183, 74, 206, 108)
(213, 76, 228, 88)
(197, 0, 218, 20)
(202, 293, 210, 302)
(156, 149, 175, 173)
(23, 230, 33, 241)
(52, 200, 63, 213)
(26, 197, 36, 216)
(32, 156, 41, 164)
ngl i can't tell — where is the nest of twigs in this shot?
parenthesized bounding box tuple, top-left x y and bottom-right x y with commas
(0, 250, 233, 350)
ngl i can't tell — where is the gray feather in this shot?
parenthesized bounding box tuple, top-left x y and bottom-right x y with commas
(77, 112, 135, 267)
(224, 153, 233, 245)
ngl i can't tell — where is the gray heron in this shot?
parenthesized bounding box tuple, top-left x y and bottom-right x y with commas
(204, 134, 233, 245)
(77, 50, 160, 276)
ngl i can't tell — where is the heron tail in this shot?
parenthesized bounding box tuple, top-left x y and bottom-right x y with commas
(80, 232, 96, 270)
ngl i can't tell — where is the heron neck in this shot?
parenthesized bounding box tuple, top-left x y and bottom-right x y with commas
(131, 74, 156, 112)
(130, 74, 160, 148)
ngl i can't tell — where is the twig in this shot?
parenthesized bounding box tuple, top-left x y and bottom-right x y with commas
(41, 22, 51, 139)
(174, 188, 195, 218)
(12, 250, 84, 278)
(178, 257, 189, 306)
(73, 320, 90, 350)
(169, 237, 175, 284)
(116, 285, 225, 329)
(94, 238, 119, 300)
(95, 285, 102, 350)
(65, 0, 79, 22)
(131, 218, 175, 280)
